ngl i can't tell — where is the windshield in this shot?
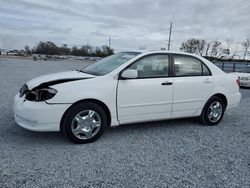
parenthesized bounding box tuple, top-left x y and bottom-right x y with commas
(81, 52, 140, 76)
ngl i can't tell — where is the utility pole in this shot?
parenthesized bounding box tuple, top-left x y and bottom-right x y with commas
(167, 22, 172, 50)
(108, 37, 111, 49)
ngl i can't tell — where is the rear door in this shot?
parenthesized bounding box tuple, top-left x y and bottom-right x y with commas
(171, 55, 214, 117)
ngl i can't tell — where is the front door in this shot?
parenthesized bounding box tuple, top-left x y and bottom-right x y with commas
(117, 54, 173, 124)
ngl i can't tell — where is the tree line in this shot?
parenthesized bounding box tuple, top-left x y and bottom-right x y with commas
(180, 38, 250, 60)
(24, 41, 114, 57)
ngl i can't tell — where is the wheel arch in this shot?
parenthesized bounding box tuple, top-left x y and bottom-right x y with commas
(200, 93, 228, 116)
(211, 93, 228, 108)
(60, 98, 111, 133)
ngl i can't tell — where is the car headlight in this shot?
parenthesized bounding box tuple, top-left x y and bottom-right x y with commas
(24, 87, 57, 101)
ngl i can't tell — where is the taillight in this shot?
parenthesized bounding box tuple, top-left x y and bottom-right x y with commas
(236, 78, 240, 87)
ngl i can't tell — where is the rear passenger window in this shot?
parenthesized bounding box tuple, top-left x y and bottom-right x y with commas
(174, 56, 210, 76)
(202, 64, 211, 76)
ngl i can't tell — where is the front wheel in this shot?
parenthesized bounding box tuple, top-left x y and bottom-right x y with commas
(200, 96, 226, 126)
(62, 102, 108, 144)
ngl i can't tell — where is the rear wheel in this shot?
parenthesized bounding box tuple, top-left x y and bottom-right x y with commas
(62, 102, 108, 144)
(200, 96, 226, 126)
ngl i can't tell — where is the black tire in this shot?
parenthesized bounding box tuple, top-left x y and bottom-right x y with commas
(200, 96, 226, 126)
(62, 102, 108, 144)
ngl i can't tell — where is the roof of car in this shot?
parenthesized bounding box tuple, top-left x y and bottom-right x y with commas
(141, 50, 198, 56)
(118, 51, 207, 63)
(121, 50, 199, 56)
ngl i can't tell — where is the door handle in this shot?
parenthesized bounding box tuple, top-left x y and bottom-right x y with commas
(161, 81, 173, 86)
(203, 79, 212, 83)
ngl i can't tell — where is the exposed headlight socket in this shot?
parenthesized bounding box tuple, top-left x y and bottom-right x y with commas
(25, 87, 57, 101)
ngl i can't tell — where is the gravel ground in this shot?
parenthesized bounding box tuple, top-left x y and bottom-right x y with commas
(0, 57, 249, 188)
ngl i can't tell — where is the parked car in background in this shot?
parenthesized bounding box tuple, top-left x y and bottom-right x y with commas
(229, 65, 250, 88)
(14, 51, 241, 144)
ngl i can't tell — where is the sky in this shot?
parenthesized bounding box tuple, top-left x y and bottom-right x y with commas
(0, 0, 249, 51)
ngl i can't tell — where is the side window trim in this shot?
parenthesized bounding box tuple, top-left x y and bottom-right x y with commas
(170, 54, 212, 77)
(119, 53, 171, 80)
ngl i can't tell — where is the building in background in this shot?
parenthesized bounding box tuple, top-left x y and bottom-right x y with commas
(0, 49, 7, 55)
(6, 49, 19, 56)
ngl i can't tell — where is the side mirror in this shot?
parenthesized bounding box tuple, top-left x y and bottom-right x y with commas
(121, 69, 138, 79)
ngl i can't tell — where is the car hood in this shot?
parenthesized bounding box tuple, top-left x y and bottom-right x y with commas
(26, 70, 95, 90)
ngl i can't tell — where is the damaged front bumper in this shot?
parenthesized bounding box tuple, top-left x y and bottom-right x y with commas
(14, 94, 71, 132)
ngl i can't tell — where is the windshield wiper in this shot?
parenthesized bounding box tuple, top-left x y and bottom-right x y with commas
(76, 69, 88, 74)
(76, 69, 100, 76)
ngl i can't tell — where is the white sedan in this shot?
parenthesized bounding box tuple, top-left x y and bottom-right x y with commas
(229, 66, 250, 87)
(14, 51, 241, 143)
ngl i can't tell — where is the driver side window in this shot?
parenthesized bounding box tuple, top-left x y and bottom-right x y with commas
(128, 54, 169, 78)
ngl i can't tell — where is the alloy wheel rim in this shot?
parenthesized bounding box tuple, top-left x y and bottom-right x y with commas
(208, 101, 223, 123)
(71, 110, 101, 140)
